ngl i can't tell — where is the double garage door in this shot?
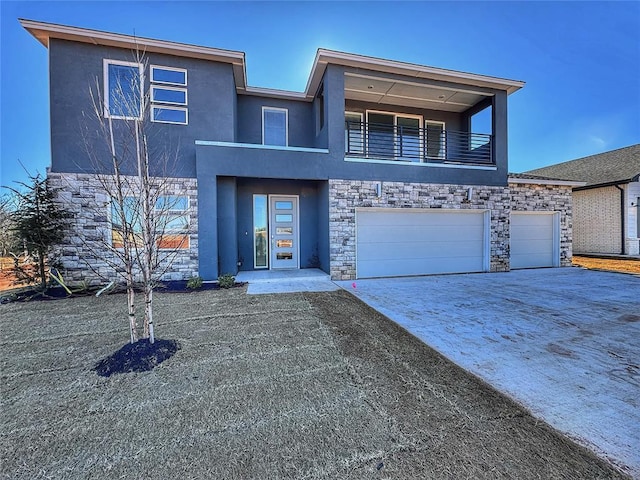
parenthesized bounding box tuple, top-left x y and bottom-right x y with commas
(355, 209, 490, 279)
(355, 209, 559, 279)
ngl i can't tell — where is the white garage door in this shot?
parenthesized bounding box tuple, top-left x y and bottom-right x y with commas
(511, 212, 559, 269)
(356, 208, 489, 279)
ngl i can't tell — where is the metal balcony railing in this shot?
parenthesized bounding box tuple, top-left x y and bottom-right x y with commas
(345, 121, 494, 166)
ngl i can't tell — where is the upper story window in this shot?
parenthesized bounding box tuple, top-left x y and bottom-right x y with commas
(262, 107, 288, 146)
(151, 66, 187, 86)
(103, 60, 143, 120)
(345, 112, 363, 154)
(150, 65, 188, 125)
(425, 120, 445, 159)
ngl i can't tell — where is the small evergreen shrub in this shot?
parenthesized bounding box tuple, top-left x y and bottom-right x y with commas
(217, 273, 235, 289)
(186, 276, 203, 290)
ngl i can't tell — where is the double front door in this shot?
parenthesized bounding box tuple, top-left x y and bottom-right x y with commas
(254, 195, 299, 270)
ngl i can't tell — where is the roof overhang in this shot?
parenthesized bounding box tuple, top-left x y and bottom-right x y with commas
(508, 176, 587, 187)
(19, 18, 248, 89)
(21, 19, 525, 104)
(573, 176, 639, 191)
(305, 49, 525, 101)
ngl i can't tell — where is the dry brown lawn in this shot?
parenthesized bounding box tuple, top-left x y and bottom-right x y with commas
(573, 255, 640, 275)
(0, 287, 629, 479)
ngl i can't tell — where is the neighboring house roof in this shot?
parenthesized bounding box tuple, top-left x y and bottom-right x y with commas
(507, 173, 585, 187)
(525, 144, 640, 188)
(20, 18, 525, 103)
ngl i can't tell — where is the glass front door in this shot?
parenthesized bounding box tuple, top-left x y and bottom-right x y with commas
(269, 195, 299, 269)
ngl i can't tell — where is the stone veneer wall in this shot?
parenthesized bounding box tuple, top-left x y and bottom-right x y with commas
(509, 182, 574, 266)
(48, 172, 198, 286)
(328, 180, 511, 280)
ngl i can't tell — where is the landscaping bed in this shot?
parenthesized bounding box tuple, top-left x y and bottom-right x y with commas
(0, 287, 628, 479)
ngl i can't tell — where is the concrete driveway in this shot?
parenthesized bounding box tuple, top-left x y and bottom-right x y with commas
(338, 268, 640, 477)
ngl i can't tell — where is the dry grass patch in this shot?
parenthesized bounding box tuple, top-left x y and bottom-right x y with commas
(1, 287, 628, 479)
(573, 255, 640, 275)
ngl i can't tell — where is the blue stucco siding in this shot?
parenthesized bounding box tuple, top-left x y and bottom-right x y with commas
(197, 174, 218, 280)
(217, 177, 238, 275)
(317, 180, 330, 273)
(236, 95, 315, 148)
(49, 38, 236, 178)
(236, 179, 325, 272)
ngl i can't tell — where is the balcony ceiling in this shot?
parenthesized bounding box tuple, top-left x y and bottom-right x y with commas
(345, 73, 490, 113)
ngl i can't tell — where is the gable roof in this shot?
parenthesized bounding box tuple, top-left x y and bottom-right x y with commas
(507, 172, 585, 187)
(525, 144, 640, 188)
(20, 18, 525, 102)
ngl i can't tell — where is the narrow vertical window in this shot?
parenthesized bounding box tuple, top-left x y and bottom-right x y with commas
(345, 112, 363, 154)
(425, 120, 446, 159)
(253, 195, 268, 268)
(104, 60, 143, 119)
(262, 107, 288, 146)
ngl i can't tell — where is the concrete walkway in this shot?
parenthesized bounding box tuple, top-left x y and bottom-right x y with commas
(338, 268, 640, 477)
(236, 268, 339, 294)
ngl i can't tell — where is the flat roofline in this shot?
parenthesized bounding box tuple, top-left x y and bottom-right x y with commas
(21, 18, 525, 103)
(305, 48, 526, 99)
(19, 18, 248, 88)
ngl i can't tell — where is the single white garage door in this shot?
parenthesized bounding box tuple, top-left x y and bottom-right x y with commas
(511, 212, 559, 269)
(356, 208, 489, 279)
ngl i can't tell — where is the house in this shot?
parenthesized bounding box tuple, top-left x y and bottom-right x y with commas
(527, 145, 640, 256)
(21, 19, 580, 284)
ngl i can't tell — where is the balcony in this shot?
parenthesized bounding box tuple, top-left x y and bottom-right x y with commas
(345, 121, 494, 166)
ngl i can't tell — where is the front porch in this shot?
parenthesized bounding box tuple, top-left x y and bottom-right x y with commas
(236, 268, 338, 294)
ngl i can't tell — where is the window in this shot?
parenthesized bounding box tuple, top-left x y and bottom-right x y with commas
(316, 83, 325, 132)
(151, 86, 187, 105)
(111, 197, 143, 248)
(150, 65, 188, 125)
(425, 121, 445, 159)
(262, 107, 288, 146)
(156, 196, 190, 249)
(151, 65, 187, 86)
(111, 195, 189, 250)
(345, 112, 363, 154)
(152, 106, 188, 125)
(253, 195, 268, 268)
(365, 111, 422, 161)
(104, 60, 143, 119)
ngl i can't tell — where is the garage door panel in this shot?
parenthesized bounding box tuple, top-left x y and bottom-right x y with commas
(511, 226, 553, 241)
(358, 255, 485, 278)
(357, 211, 484, 227)
(511, 239, 554, 255)
(358, 225, 485, 244)
(358, 240, 485, 260)
(355, 209, 487, 278)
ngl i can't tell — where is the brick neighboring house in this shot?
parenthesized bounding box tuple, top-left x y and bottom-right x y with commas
(22, 19, 580, 284)
(527, 145, 640, 256)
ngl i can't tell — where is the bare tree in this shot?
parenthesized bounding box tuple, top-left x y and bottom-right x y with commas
(70, 47, 191, 344)
(0, 192, 19, 258)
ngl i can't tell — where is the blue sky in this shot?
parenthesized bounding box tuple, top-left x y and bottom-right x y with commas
(1, 1, 639, 186)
